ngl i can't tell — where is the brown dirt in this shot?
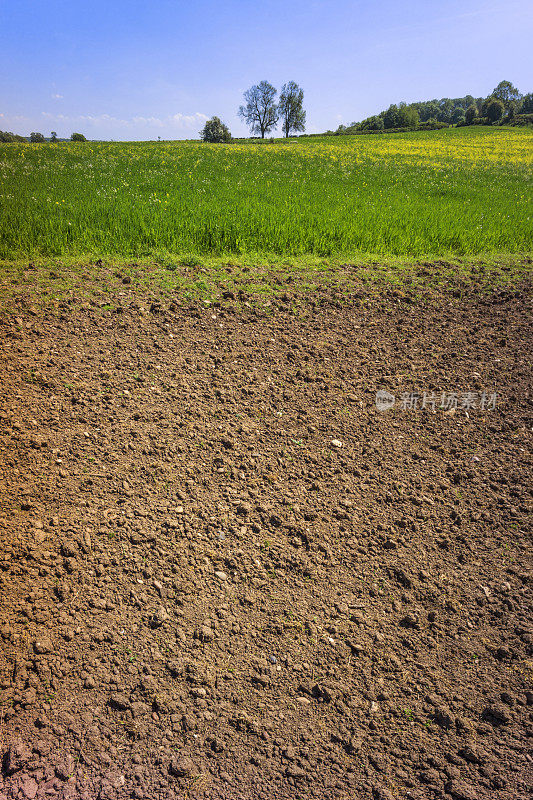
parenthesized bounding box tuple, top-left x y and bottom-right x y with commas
(0, 282, 532, 800)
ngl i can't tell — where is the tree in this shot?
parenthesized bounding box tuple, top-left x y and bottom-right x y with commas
(437, 99, 454, 123)
(200, 116, 232, 143)
(71, 132, 87, 141)
(30, 132, 45, 142)
(278, 81, 306, 137)
(520, 93, 533, 114)
(51, 131, 58, 142)
(480, 95, 496, 117)
(491, 80, 521, 113)
(415, 100, 439, 122)
(239, 81, 278, 138)
(397, 103, 419, 128)
(505, 104, 515, 123)
(383, 104, 400, 129)
(465, 104, 478, 125)
(360, 115, 384, 131)
(451, 107, 466, 125)
(486, 98, 504, 124)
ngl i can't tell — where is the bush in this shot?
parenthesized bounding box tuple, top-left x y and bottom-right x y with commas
(508, 113, 533, 127)
(30, 132, 45, 143)
(200, 117, 232, 143)
(418, 119, 448, 130)
(71, 132, 87, 142)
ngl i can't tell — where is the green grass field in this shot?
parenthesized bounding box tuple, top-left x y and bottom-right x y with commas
(0, 126, 531, 261)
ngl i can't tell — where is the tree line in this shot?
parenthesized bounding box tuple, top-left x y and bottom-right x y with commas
(0, 131, 87, 143)
(2, 79, 530, 145)
(331, 81, 532, 135)
(200, 80, 305, 142)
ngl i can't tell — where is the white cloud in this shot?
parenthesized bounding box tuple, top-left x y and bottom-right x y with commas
(40, 111, 209, 130)
(132, 115, 165, 128)
(172, 112, 208, 127)
(0, 113, 28, 124)
(51, 93, 63, 100)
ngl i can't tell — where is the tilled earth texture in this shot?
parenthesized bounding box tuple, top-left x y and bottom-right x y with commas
(0, 276, 532, 800)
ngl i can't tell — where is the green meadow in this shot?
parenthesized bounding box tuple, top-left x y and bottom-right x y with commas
(0, 126, 531, 261)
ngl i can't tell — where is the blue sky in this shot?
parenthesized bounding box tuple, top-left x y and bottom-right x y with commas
(1, 0, 531, 140)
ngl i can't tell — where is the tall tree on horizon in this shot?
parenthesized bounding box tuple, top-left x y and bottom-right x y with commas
(278, 81, 306, 137)
(238, 81, 278, 138)
(491, 80, 522, 113)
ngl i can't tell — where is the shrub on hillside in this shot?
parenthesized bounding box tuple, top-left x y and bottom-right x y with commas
(200, 117, 232, 143)
(418, 119, 448, 130)
(508, 113, 533, 127)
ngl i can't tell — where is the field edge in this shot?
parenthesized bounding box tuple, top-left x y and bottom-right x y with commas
(0, 252, 531, 313)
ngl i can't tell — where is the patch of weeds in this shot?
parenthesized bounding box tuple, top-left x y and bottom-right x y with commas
(180, 255, 204, 269)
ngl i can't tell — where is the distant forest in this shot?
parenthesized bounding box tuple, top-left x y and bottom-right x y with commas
(328, 80, 533, 135)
